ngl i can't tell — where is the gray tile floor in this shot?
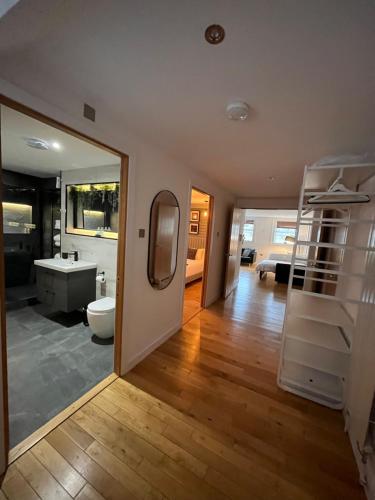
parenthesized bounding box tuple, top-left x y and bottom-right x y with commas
(6, 305, 113, 448)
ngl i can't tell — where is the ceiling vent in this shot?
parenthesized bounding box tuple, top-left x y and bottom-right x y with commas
(83, 103, 96, 122)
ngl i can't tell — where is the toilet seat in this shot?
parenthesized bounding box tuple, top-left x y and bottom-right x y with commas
(87, 297, 115, 313)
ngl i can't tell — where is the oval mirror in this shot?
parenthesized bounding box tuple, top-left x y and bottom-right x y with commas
(148, 190, 180, 290)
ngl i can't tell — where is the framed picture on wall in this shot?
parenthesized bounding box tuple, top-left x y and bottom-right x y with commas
(189, 222, 199, 234)
(190, 210, 200, 222)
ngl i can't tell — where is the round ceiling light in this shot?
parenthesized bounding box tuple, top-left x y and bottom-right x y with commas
(205, 24, 225, 45)
(226, 101, 250, 121)
(25, 138, 49, 150)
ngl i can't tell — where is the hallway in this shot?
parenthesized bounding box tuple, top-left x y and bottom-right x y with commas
(182, 279, 202, 324)
(0, 269, 364, 499)
(125, 267, 363, 499)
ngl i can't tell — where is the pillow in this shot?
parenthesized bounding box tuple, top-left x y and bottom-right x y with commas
(187, 247, 197, 260)
(195, 248, 205, 260)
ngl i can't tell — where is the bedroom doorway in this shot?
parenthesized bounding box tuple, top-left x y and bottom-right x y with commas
(183, 188, 212, 324)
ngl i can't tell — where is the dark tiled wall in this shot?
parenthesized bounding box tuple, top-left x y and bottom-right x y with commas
(2, 170, 60, 288)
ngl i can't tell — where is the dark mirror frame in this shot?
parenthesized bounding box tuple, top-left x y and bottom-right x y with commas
(147, 190, 180, 290)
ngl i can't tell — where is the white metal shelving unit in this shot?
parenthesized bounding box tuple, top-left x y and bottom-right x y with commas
(278, 162, 375, 410)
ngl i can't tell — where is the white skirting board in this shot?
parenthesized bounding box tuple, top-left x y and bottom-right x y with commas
(124, 322, 181, 373)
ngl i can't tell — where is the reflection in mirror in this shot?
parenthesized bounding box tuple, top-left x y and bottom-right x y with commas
(148, 190, 180, 290)
(66, 182, 119, 239)
(2, 202, 35, 234)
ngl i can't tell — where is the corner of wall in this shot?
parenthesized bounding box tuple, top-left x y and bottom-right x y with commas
(123, 321, 182, 374)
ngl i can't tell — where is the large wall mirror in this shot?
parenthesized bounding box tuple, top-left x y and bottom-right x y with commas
(66, 182, 119, 239)
(148, 190, 180, 290)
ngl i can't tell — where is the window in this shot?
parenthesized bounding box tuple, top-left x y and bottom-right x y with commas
(243, 219, 254, 242)
(273, 220, 297, 244)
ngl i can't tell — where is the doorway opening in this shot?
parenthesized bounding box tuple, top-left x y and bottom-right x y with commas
(234, 208, 303, 331)
(183, 187, 212, 324)
(0, 99, 127, 457)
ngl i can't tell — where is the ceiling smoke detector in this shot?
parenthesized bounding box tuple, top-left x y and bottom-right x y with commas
(205, 24, 225, 45)
(25, 138, 49, 150)
(226, 101, 250, 121)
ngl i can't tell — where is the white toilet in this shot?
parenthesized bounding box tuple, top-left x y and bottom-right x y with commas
(87, 297, 115, 339)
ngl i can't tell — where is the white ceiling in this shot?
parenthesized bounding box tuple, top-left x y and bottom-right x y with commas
(0, 0, 374, 196)
(1, 105, 119, 177)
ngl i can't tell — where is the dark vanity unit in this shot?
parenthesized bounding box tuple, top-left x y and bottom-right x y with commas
(35, 260, 97, 313)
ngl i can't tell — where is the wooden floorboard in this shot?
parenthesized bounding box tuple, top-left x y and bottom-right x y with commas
(183, 279, 202, 324)
(125, 267, 364, 499)
(0, 267, 364, 499)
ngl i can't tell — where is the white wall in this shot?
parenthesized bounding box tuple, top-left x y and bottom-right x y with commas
(341, 174, 375, 500)
(0, 78, 235, 374)
(237, 197, 298, 209)
(61, 165, 120, 300)
(125, 156, 234, 370)
(242, 209, 298, 261)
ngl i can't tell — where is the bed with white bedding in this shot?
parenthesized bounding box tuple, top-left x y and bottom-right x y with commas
(255, 253, 291, 276)
(185, 248, 205, 283)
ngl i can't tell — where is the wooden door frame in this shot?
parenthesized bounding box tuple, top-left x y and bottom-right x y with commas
(0, 95, 128, 460)
(188, 186, 214, 309)
(223, 207, 243, 299)
(199, 189, 214, 308)
(0, 113, 9, 475)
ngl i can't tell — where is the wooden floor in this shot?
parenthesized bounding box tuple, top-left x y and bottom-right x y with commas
(0, 267, 364, 499)
(183, 279, 202, 324)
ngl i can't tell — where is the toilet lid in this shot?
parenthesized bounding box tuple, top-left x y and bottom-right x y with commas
(88, 297, 115, 313)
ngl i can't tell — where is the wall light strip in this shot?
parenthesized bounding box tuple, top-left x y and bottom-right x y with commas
(2, 202, 33, 210)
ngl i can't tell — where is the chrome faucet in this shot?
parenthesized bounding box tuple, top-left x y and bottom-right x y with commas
(62, 250, 79, 261)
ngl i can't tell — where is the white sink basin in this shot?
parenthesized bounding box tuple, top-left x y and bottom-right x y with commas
(34, 258, 97, 273)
